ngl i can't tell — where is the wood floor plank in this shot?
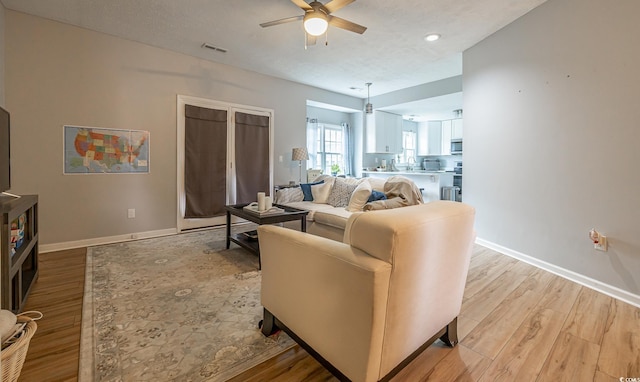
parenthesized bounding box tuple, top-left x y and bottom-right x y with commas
(478, 308, 566, 381)
(463, 254, 518, 299)
(562, 286, 612, 344)
(594, 370, 621, 382)
(462, 269, 555, 359)
(390, 342, 453, 381)
(415, 345, 492, 381)
(460, 268, 528, 322)
(18, 248, 86, 382)
(536, 276, 582, 314)
(457, 316, 480, 342)
(597, 299, 640, 377)
(536, 332, 600, 382)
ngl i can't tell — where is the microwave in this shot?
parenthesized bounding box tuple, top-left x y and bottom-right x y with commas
(451, 139, 463, 154)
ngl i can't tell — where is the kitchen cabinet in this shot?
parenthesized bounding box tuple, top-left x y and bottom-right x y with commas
(442, 119, 463, 154)
(365, 111, 402, 154)
(452, 118, 463, 139)
(417, 121, 443, 156)
(441, 120, 452, 155)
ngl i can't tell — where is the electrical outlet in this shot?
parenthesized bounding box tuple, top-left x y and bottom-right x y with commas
(279, 155, 283, 163)
(594, 236, 607, 252)
(128, 208, 135, 219)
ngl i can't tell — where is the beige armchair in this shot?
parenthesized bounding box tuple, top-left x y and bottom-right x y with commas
(258, 201, 476, 382)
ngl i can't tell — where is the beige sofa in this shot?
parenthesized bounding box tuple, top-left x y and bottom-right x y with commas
(258, 201, 476, 382)
(275, 174, 423, 241)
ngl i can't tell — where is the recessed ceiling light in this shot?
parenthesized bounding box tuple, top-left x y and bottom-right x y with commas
(424, 34, 440, 42)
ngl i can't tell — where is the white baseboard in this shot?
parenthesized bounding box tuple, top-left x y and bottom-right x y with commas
(476, 238, 640, 308)
(40, 228, 178, 253)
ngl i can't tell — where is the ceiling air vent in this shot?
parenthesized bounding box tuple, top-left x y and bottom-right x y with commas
(201, 43, 227, 53)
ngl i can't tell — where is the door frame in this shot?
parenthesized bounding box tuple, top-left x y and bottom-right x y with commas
(176, 95, 274, 231)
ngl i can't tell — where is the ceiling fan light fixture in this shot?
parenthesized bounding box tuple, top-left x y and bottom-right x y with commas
(304, 12, 329, 36)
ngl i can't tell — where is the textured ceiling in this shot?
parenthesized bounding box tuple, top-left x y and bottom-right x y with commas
(2, 0, 546, 117)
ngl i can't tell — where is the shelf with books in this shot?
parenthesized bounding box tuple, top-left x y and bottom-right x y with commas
(1, 194, 39, 313)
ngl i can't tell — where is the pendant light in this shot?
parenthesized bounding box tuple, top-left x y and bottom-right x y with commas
(365, 83, 373, 114)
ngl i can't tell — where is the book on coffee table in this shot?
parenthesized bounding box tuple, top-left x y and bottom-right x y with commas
(241, 230, 259, 241)
(242, 205, 285, 216)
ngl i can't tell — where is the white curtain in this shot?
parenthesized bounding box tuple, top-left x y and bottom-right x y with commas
(306, 118, 319, 170)
(342, 122, 353, 176)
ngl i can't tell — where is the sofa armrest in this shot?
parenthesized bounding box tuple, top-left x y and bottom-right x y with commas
(257, 225, 392, 382)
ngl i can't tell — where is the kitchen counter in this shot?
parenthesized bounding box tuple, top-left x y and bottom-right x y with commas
(362, 170, 454, 202)
(362, 170, 451, 175)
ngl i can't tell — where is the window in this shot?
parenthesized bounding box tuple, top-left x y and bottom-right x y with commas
(314, 123, 345, 175)
(401, 130, 417, 164)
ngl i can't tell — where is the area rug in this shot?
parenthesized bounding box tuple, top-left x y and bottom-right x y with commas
(79, 227, 295, 381)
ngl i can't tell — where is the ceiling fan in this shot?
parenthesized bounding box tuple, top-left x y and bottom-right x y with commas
(260, 0, 367, 46)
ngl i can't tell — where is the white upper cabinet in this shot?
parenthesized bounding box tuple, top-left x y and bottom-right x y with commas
(417, 121, 442, 155)
(365, 111, 402, 153)
(452, 118, 463, 139)
(441, 120, 452, 155)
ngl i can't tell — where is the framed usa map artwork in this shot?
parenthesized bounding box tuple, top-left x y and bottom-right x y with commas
(64, 125, 150, 174)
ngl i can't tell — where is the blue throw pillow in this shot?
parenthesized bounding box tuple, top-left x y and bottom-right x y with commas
(300, 180, 324, 201)
(367, 190, 387, 202)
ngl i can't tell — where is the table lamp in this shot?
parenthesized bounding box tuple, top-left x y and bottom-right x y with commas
(291, 147, 309, 184)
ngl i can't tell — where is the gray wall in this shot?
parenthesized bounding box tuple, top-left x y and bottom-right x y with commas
(5, 11, 362, 245)
(464, 0, 640, 298)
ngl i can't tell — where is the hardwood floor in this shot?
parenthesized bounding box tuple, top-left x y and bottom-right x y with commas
(17, 245, 640, 381)
(19, 247, 86, 382)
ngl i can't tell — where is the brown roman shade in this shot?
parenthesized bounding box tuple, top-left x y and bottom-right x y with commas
(184, 105, 227, 218)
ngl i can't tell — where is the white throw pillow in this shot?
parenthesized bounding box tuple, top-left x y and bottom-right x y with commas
(274, 187, 303, 204)
(347, 181, 372, 212)
(311, 182, 333, 204)
(327, 178, 358, 208)
(366, 177, 386, 192)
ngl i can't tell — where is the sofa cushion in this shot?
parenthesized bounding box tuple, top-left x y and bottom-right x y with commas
(327, 178, 359, 208)
(275, 187, 304, 204)
(313, 208, 353, 230)
(300, 180, 323, 201)
(346, 181, 372, 212)
(284, 201, 335, 220)
(365, 177, 386, 192)
(311, 182, 333, 204)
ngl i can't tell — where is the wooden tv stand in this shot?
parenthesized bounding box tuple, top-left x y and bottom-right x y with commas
(0, 194, 39, 313)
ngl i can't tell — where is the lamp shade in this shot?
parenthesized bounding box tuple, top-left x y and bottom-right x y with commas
(292, 147, 309, 161)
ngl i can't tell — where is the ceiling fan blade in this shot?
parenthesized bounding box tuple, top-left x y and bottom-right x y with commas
(260, 15, 303, 28)
(323, 0, 355, 14)
(328, 16, 367, 34)
(291, 0, 312, 10)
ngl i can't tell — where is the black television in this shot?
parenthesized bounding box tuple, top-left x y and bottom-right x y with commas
(0, 106, 10, 193)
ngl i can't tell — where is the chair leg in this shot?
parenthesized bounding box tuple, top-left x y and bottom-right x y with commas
(439, 317, 459, 347)
(259, 308, 280, 336)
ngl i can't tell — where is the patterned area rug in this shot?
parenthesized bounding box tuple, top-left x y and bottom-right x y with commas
(79, 227, 295, 381)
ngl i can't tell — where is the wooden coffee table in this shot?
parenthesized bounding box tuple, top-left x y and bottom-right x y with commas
(225, 203, 309, 269)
